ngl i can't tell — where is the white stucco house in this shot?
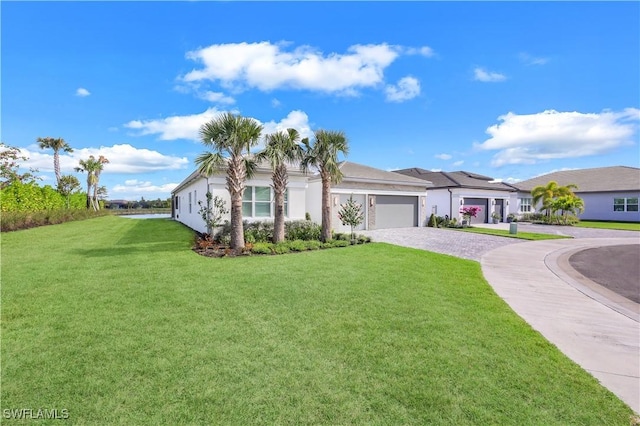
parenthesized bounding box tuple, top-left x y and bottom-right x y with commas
(514, 166, 640, 222)
(392, 168, 518, 223)
(171, 160, 431, 234)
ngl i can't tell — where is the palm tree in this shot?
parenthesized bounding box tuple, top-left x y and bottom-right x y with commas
(301, 129, 349, 242)
(196, 112, 263, 250)
(75, 155, 109, 210)
(37, 137, 73, 187)
(92, 155, 109, 209)
(255, 128, 305, 243)
(531, 181, 578, 216)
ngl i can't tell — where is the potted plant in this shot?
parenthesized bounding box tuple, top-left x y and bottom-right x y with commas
(491, 212, 501, 224)
(506, 213, 516, 223)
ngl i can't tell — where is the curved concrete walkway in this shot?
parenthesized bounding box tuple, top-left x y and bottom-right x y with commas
(481, 237, 640, 413)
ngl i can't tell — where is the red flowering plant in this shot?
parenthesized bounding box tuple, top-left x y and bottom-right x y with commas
(460, 206, 481, 226)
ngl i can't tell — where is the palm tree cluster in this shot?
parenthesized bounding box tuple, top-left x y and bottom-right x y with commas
(75, 155, 109, 211)
(531, 180, 585, 222)
(195, 112, 348, 249)
(36, 137, 109, 210)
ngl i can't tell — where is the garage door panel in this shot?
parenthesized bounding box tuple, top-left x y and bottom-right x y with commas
(375, 195, 418, 229)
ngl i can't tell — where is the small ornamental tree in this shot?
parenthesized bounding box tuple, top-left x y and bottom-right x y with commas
(337, 195, 364, 243)
(197, 192, 229, 237)
(460, 206, 481, 226)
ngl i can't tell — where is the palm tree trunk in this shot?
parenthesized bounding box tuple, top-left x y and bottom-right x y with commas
(53, 151, 61, 187)
(227, 157, 246, 249)
(86, 181, 91, 210)
(273, 190, 285, 243)
(321, 174, 332, 242)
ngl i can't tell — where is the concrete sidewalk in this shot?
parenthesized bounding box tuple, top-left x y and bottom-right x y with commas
(481, 238, 640, 413)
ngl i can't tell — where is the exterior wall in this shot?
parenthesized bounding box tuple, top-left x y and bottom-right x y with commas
(173, 177, 210, 233)
(516, 190, 640, 222)
(579, 192, 639, 222)
(173, 172, 308, 233)
(305, 180, 323, 224)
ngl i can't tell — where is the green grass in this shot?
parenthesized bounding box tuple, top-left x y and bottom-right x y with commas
(448, 226, 572, 240)
(575, 220, 640, 231)
(1, 216, 633, 424)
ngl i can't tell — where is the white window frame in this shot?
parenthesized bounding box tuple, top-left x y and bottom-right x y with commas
(615, 197, 638, 212)
(188, 192, 192, 214)
(519, 198, 532, 213)
(242, 186, 289, 218)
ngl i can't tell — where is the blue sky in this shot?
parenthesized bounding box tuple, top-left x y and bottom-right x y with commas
(2, 1, 639, 201)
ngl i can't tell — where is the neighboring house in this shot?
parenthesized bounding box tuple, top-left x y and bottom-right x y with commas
(104, 199, 129, 209)
(393, 168, 518, 223)
(171, 160, 431, 234)
(514, 166, 640, 222)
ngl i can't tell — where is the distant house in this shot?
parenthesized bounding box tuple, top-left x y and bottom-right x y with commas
(393, 168, 518, 223)
(104, 199, 129, 209)
(171, 160, 430, 234)
(514, 166, 640, 222)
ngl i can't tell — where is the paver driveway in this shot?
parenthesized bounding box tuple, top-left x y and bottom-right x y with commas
(359, 226, 524, 261)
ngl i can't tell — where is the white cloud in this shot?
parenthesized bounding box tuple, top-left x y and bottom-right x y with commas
(385, 76, 420, 102)
(405, 46, 435, 57)
(474, 67, 507, 82)
(19, 144, 189, 174)
(112, 179, 178, 195)
(519, 52, 549, 66)
(435, 153, 452, 160)
(124, 108, 313, 143)
(271, 98, 282, 108)
(76, 88, 91, 97)
(452, 160, 464, 166)
(260, 110, 313, 141)
(182, 41, 404, 95)
(125, 107, 229, 141)
(200, 91, 235, 104)
(430, 168, 442, 172)
(476, 108, 640, 166)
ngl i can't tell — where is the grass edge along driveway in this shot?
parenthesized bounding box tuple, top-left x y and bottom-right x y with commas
(1, 216, 634, 424)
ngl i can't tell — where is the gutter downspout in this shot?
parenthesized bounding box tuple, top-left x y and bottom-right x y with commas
(448, 188, 453, 219)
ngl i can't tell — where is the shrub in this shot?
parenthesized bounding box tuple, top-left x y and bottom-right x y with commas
(330, 240, 350, 248)
(251, 242, 273, 255)
(427, 213, 437, 227)
(285, 220, 321, 241)
(0, 208, 111, 232)
(332, 232, 350, 241)
(272, 242, 291, 254)
(357, 235, 371, 244)
(304, 240, 322, 250)
(288, 239, 308, 252)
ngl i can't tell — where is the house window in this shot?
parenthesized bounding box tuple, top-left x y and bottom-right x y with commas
(242, 186, 289, 218)
(519, 198, 532, 213)
(188, 192, 192, 214)
(615, 197, 638, 212)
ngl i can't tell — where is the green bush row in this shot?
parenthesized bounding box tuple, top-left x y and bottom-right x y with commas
(1, 209, 111, 232)
(1, 181, 86, 212)
(250, 239, 354, 255)
(216, 220, 322, 243)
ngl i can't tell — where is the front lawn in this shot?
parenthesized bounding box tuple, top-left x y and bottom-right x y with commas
(575, 220, 640, 231)
(1, 217, 633, 424)
(448, 226, 572, 240)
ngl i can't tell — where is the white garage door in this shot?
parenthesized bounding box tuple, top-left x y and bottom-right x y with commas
(375, 195, 418, 229)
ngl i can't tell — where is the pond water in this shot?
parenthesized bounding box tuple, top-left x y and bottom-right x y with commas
(119, 214, 172, 219)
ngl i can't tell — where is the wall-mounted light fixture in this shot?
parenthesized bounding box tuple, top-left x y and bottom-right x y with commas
(491, 199, 496, 206)
(369, 197, 374, 207)
(334, 196, 338, 206)
(460, 199, 464, 206)
(421, 198, 426, 207)
(506, 200, 510, 206)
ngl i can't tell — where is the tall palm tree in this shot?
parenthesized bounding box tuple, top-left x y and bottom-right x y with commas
(92, 155, 109, 209)
(37, 137, 73, 188)
(301, 129, 349, 242)
(255, 128, 305, 243)
(75, 155, 109, 210)
(196, 112, 263, 250)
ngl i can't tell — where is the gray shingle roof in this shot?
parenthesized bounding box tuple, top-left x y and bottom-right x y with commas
(514, 166, 640, 193)
(337, 162, 431, 187)
(393, 168, 517, 192)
